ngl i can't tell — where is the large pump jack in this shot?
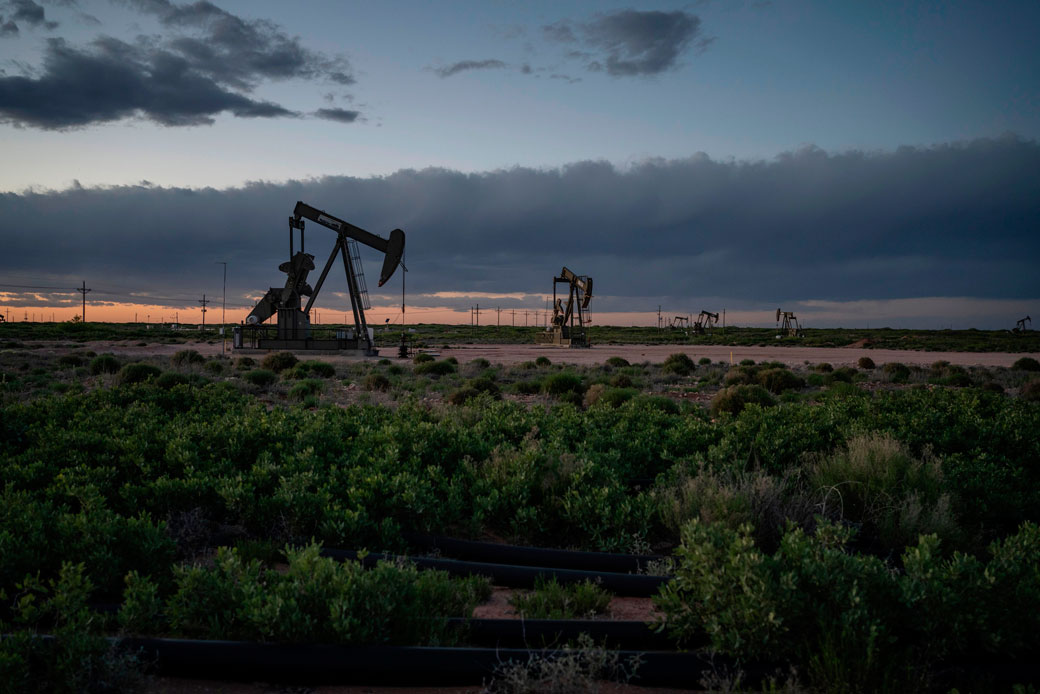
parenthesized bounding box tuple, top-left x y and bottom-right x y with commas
(536, 267, 593, 348)
(235, 201, 405, 355)
(1014, 316, 1032, 333)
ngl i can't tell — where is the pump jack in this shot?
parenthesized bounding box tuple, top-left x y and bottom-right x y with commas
(693, 310, 719, 335)
(776, 308, 803, 338)
(235, 201, 405, 355)
(1014, 316, 1032, 333)
(535, 267, 593, 348)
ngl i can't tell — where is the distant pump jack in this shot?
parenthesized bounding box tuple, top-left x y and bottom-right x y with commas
(535, 267, 593, 348)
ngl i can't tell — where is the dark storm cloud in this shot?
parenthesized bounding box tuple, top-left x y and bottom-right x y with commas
(10, 0, 56, 28)
(314, 107, 359, 123)
(546, 10, 705, 77)
(0, 0, 356, 128)
(0, 136, 1036, 314)
(432, 59, 507, 78)
(0, 37, 295, 128)
(0, 17, 18, 36)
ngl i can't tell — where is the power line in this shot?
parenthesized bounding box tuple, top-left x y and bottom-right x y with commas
(76, 281, 91, 322)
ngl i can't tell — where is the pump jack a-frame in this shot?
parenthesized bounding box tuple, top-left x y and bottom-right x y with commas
(235, 201, 405, 356)
(535, 267, 593, 348)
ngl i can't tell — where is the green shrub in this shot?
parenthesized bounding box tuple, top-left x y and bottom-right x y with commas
(243, 368, 278, 387)
(288, 378, 324, 402)
(1012, 357, 1040, 372)
(981, 381, 1004, 394)
(698, 357, 712, 365)
(171, 349, 205, 367)
(165, 545, 490, 645)
(388, 364, 404, 375)
(117, 362, 161, 385)
(235, 356, 256, 370)
(89, 354, 120, 375)
(739, 359, 756, 366)
(757, 368, 804, 394)
(509, 576, 611, 619)
(609, 373, 633, 388)
(542, 371, 584, 397)
(446, 387, 481, 405)
(378, 358, 391, 366)
(535, 356, 551, 367)
(467, 377, 500, 397)
(882, 362, 911, 383)
(363, 373, 391, 392)
(813, 362, 833, 373)
(470, 358, 491, 369)
(156, 371, 190, 389)
(724, 366, 756, 386)
(413, 352, 435, 364)
(260, 351, 298, 373)
(415, 359, 456, 376)
(857, 356, 876, 369)
(606, 356, 630, 368)
(662, 353, 695, 376)
(710, 385, 776, 417)
(633, 394, 680, 415)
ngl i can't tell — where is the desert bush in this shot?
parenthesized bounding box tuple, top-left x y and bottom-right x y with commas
(663, 352, 695, 376)
(757, 368, 804, 394)
(605, 356, 630, 368)
(609, 373, 633, 388)
(156, 371, 190, 389)
(89, 353, 120, 375)
(632, 394, 679, 415)
(57, 354, 83, 368)
(1012, 356, 1040, 372)
(542, 371, 584, 397)
(171, 349, 205, 367)
(813, 362, 833, 373)
(739, 359, 756, 366)
(535, 356, 551, 367)
(413, 352, 435, 364)
(117, 362, 161, 385)
(470, 358, 491, 369)
(698, 357, 712, 365)
(484, 633, 640, 694)
(447, 387, 481, 405)
(302, 360, 336, 378)
(509, 575, 611, 619)
(243, 369, 278, 387)
(810, 434, 957, 550)
(511, 380, 541, 395)
(234, 356, 256, 370)
(260, 351, 298, 373)
(415, 359, 456, 376)
(830, 366, 859, 383)
(710, 385, 776, 417)
(724, 367, 756, 386)
(1020, 379, 1040, 402)
(857, 356, 876, 369)
(203, 360, 225, 375)
(363, 372, 391, 392)
(882, 362, 911, 383)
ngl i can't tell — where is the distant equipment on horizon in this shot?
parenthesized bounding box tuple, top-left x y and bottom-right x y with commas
(776, 308, 803, 338)
(535, 266, 593, 348)
(234, 201, 405, 356)
(693, 310, 719, 335)
(1014, 315, 1032, 332)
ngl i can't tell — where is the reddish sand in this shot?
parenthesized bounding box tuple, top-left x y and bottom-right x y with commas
(43, 340, 1036, 368)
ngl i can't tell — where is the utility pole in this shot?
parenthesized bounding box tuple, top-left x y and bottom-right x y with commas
(475, 303, 480, 327)
(658, 305, 662, 330)
(496, 306, 501, 328)
(216, 262, 227, 353)
(524, 310, 528, 326)
(512, 309, 515, 326)
(199, 294, 209, 328)
(723, 308, 726, 334)
(76, 281, 91, 322)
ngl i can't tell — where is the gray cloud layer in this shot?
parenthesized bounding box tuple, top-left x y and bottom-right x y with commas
(1, 136, 1036, 316)
(432, 59, 507, 78)
(546, 9, 705, 76)
(0, 0, 356, 128)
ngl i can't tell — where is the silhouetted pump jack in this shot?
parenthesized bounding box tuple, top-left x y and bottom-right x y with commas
(236, 201, 405, 356)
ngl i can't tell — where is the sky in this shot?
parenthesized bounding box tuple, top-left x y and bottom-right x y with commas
(0, 0, 1038, 328)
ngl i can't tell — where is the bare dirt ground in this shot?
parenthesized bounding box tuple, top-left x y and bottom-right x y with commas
(42, 340, 1037, 368)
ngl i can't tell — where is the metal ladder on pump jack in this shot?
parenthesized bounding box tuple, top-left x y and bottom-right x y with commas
(347, 238, 372, 311)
